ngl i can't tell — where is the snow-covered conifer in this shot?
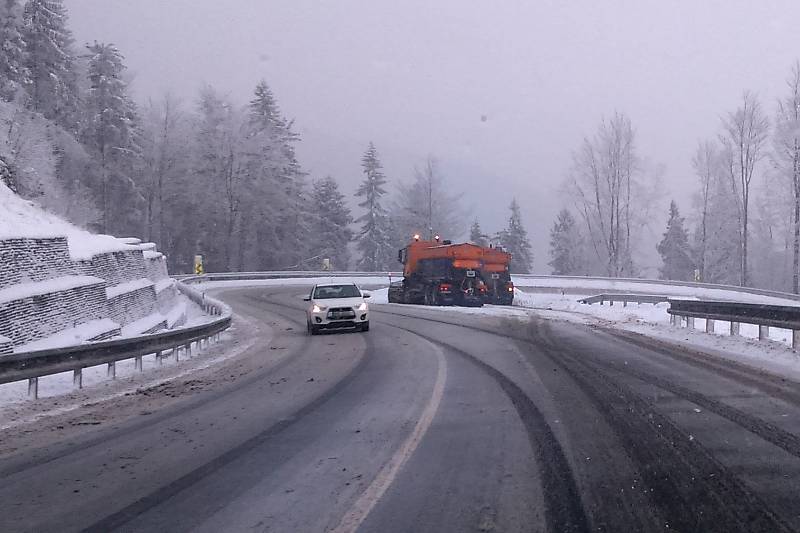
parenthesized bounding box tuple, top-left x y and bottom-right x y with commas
(81, 42, 141, 233)
(244, 80, 310, 270)
(0, 0, 29, 101)
(498, 199, 533, 273)
(548, 208, 583, 275)
(355, 142, 394, 271)
(310, 176, 353, 270)
(23, 0, 78, 125)
(469, 219, 488, 247)
(657, 201, 695, 281)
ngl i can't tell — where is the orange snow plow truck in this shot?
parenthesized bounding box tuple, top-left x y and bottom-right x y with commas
(481, 245, 514, 305)
(388, 237, 486, 306)
(387, 236, 514, 307)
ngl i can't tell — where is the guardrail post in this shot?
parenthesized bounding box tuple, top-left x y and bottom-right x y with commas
(623, 300, 628, 307)
(73, 368, 82, 389)
(758, 325, 770, 341)
(686, 317, 695, 329)
(156, 351, 163, 366)
(186, 343, 192, 357)
(107, 361, 116, 379)
(135, 356, 143, 372)
(730, 322, 740, 336)
(705, 319, 715, 334)
(28, 377, 38, 399)
(670, 314, 679, 327)
(794, 330, 800, 351)
(174, 347, 180, 362)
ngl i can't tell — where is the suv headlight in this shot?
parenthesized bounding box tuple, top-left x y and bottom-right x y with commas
(312, 304, 326, 313)
(358, 302, 368, 311)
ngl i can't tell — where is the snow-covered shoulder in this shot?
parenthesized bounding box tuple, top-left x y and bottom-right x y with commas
(0, 182, 133, 260)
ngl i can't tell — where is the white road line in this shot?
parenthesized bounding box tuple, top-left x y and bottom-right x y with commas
(331, 339, 448, 533)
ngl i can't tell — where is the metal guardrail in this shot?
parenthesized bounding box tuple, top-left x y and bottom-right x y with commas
(668, 299, 800, 349)
(177, 271, 402, 283)
(578, 293, 670, 306)
(3, 281, 232, 399)
(512, 274, 800, 303)
(179, 271, 800, 304)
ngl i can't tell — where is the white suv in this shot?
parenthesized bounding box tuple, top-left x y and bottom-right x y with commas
(304, 283, 370, 335)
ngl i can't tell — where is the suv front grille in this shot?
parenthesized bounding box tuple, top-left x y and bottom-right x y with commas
(327, 307, 356, 320)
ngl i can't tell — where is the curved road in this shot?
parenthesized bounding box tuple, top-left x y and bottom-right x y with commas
(1, 285, 800, 532)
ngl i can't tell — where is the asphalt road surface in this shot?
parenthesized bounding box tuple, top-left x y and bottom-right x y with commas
(2, 285, 800, 532)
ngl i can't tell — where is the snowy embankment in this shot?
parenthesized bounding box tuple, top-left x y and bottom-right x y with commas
(0, 180, 131, 261)
(0, 182, 196, 353)
(0, 181, 228, 413)
(512, 276, 800, 306)
(513, 290, 800, 381)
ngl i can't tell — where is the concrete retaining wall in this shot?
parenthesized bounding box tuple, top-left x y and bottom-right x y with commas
(106, 283, 158, 325)
(0, 281, 109, 345)
(0, 238, 75, 290)
(0, 236, 185, 352)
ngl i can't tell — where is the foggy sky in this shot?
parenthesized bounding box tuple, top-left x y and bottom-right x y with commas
(66, 0, 800, 274)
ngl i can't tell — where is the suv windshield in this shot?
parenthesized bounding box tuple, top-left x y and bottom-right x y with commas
(313, 285, 361, 299)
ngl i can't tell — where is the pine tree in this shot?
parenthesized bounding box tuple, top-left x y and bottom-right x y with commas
(469, 219, 488, 247)
(310, 176, 353, 270)
(244, 80, 309, 270)
(22, 0, 78, 125)
(82, 42, 141, 233)
(355, 142, 394, 271)
(0, 0, 28, 101)
(548, 208, 582, 275)
(657, 200, 695, 281)
(499, 199, 533, 273)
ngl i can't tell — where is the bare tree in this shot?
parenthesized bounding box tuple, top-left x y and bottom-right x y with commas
(773, 62, 800, 293)
(393, 156, 465, 242)
(691, 140, 718, 281)
(719, 91, 769, 286)
(569, 112, 639, 277)
(140, 93, 184, 246)
(194, 87, 246, 271)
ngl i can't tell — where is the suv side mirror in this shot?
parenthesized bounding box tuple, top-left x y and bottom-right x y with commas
(303, 296, 311, 301)
(363, 293, 371, 299)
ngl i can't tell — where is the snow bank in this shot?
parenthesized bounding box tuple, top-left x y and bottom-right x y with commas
(0, 275, 103, 304)
(0, 182, 133, 260)
(106, 278, 154, 299)
(368, 287, 389, 304)
(19, 319, 119, 352)
(512, 276, 800, 306)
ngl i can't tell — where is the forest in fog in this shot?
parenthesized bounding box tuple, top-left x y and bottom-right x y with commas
(2, 1, 800, 294)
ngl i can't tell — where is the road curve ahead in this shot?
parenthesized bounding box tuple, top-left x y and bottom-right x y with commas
(1, 285, 800, 532)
